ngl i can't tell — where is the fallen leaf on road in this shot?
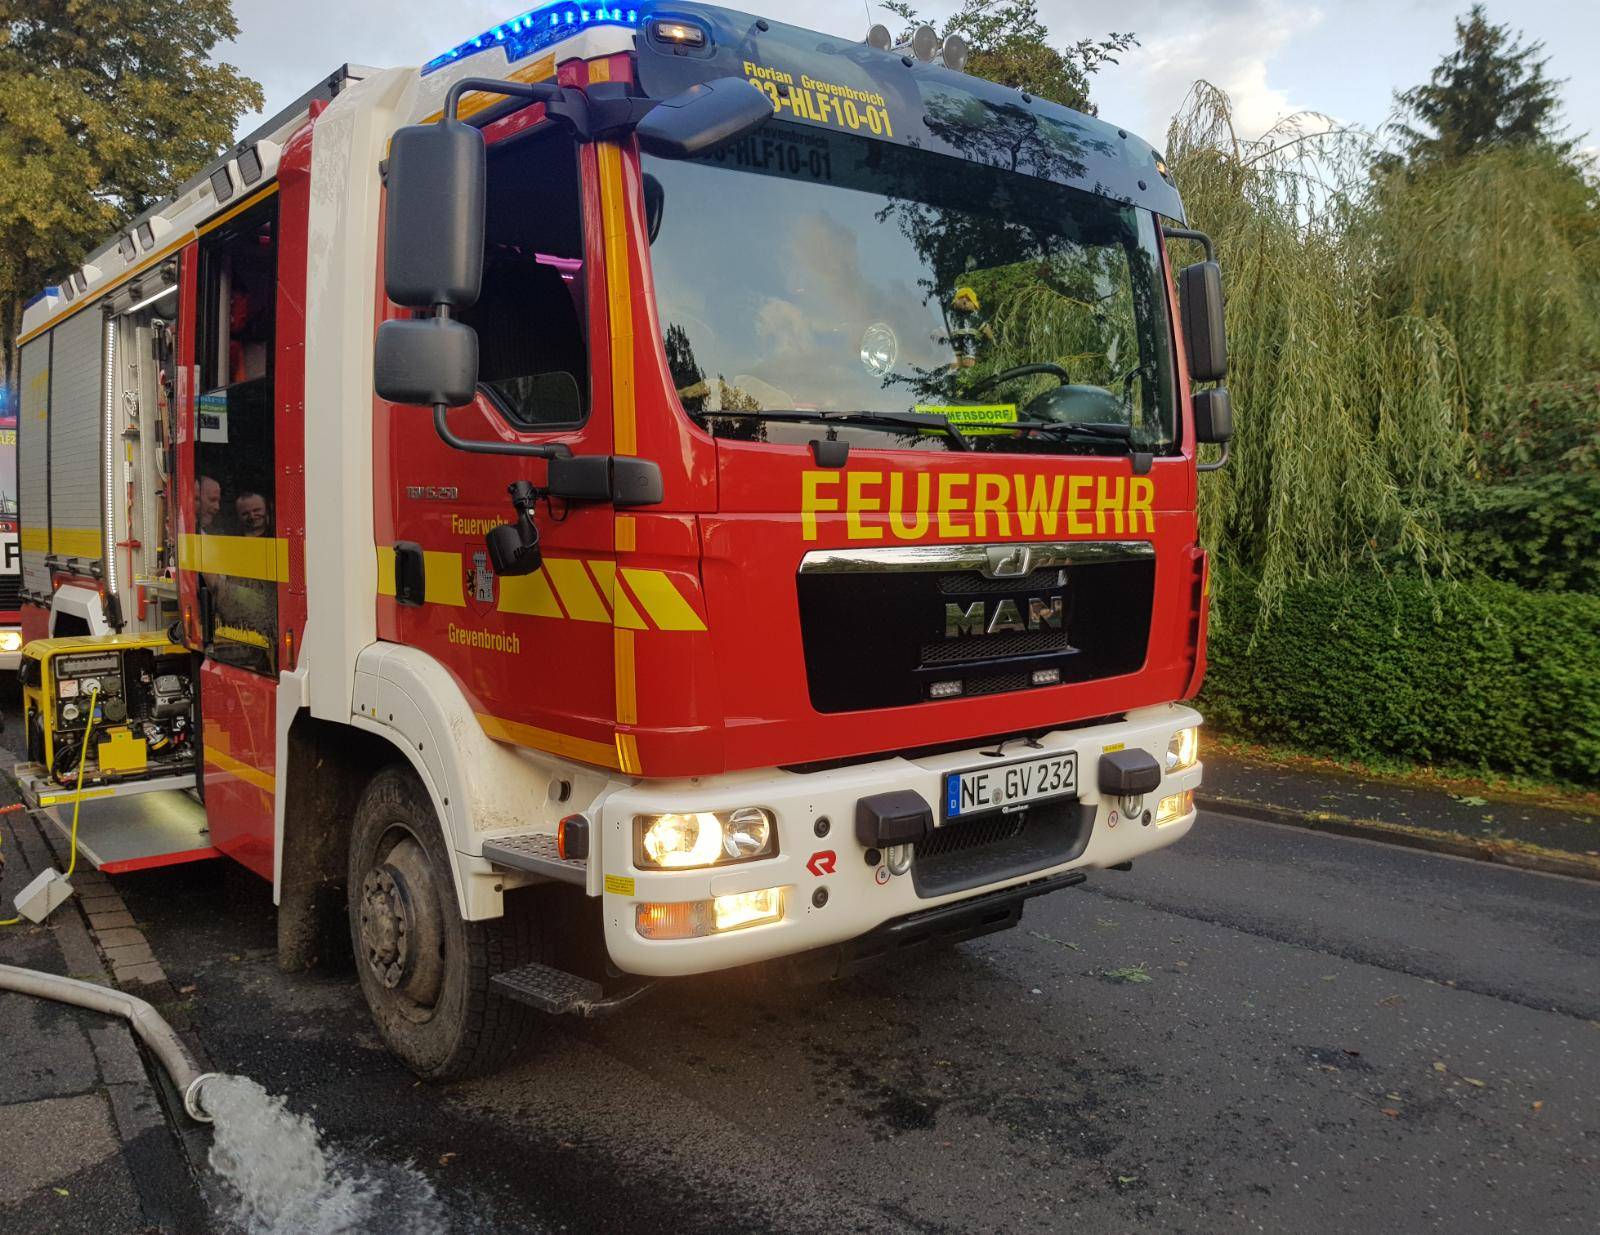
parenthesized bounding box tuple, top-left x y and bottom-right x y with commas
(1463, 1077, 1486, 1088)
(1117, 1175, 1139, 1186)
(1103, 965, 1152, 984)
(1380, 1108, 1400, 1118)
(1376, 995, 1404, 1007)
(438, 1153, 456, 1166)
(1451, 795, 1488, 806)
(1531, 1100, 1544, 1112)
(179, 985, 196, 995)
(1432, 1062, 1448, 1072)
(53, 1188, 69, 1197)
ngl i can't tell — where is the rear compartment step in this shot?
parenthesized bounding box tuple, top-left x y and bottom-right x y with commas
(491, 962, 656, 1018)
(11, 763, 217, 874)
(481, 832, 586, 885)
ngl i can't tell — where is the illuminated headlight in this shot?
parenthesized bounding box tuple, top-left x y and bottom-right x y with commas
(1166, 726, 1199, 772)
(1156, 790, 1194, 825)
(635, 807, 776, 870)
(0, 631, 21, 653)
(636, 888, 786, 939)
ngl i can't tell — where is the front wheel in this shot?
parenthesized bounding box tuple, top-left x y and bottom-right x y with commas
(347, 765, 543, 1080)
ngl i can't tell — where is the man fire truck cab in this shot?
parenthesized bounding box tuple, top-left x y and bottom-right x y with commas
(11, 2, 1232, 1079)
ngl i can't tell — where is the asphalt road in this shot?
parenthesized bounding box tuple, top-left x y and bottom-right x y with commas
(94, 810, 1597, 1234)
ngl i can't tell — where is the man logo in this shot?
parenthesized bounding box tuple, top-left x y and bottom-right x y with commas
(945, 595, 1065, 638)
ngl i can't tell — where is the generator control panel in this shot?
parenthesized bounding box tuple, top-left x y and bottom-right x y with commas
(19, 632, 198, 786)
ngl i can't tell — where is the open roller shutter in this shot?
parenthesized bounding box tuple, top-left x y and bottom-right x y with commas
(46, 308, 105, 573)
(18, 334, 52, 596)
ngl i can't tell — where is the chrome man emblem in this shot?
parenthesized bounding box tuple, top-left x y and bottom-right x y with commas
(945, 595, 1064, 638)
(983, 544, 1033, 578)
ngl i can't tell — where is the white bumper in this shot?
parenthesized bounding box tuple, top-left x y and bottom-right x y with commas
(597, 703, 1203, 977)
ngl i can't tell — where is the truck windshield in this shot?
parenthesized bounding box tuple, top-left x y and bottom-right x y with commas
(643, 120, 1176, 456)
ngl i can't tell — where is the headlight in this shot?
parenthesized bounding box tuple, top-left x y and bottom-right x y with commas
(0, 631, 21, 653)
(635, 807, 776, 870)
(1156, 789, 1194, 824)
(1166, 726, 1199, 772)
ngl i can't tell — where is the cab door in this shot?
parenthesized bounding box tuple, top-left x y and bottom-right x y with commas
(377, 113, 623, 771)
(177, 190, 283, 878)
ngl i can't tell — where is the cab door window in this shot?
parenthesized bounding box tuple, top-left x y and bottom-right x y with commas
(457, 127, 589, 429)
(194, 199, 278, 674)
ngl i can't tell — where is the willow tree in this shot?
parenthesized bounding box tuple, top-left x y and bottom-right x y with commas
(1168, 83, 1600, 614)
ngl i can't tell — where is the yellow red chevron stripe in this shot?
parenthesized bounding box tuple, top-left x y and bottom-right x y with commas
(375, 547, 706, 633)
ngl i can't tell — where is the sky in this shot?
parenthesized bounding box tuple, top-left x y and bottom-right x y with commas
(225, 0, 1598, 157)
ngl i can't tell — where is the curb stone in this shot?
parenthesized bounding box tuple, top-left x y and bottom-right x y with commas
(1199, 792, 1600, 883)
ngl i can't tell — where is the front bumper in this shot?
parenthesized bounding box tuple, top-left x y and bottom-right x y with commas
(597, 703, 1202, 977)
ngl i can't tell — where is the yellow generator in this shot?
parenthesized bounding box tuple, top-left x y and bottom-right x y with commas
(19, 632, 198, 787)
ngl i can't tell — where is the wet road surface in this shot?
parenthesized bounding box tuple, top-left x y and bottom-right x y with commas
(106, 813, 1599, 1234)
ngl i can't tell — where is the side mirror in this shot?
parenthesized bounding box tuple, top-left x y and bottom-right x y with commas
(384, 120, 486, 309)
(635, 78, 774, 159)
(374, 317, 478, 407)
(1179, 260, 1228, 383)
(1193, 388, 1233, 444)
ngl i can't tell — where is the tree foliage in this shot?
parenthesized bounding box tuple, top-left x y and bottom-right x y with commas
(1167, 81, 1600, 613)
(1391, 4, 1567, 166)
(0, 0, 262, 382)
(880, 0, 1135, 114)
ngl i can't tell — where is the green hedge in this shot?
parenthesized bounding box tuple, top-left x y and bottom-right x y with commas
(1199, 571, 1600, 784)
(1439, 474, 1600, 593)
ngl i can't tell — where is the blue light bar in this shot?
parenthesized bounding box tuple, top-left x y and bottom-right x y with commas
(422, 3, 640, 76)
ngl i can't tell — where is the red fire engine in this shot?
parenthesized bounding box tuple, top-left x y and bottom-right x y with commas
(11, 2, 1232, 1078)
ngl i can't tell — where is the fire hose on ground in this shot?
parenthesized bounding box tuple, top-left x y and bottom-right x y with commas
(0, 962, 221, 1122)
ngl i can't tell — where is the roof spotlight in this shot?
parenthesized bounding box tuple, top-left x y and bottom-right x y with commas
(910, 24, 939, 61)
(939, 33, 970, 71)
(866, 23, 893, 50)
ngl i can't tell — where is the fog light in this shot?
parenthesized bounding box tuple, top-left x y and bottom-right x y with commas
(1156, 790, 1193, 824)
(929, 680, 962, 699)
(0, 631, 21, 653)
(1166, 726, 1199, 772)
(1031, 668, 1060, 686)
(636, 888, 786, 939)
(635, 807, 776, 869)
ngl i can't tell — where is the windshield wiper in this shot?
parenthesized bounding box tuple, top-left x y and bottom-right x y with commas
(1007, 419, 1135, 443)
(702, 408, 974, 452)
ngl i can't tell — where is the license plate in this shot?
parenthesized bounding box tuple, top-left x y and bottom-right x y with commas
(943, 751, 1078, 820)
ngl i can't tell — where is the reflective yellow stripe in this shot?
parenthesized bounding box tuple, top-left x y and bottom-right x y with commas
(204, 742, 276, 795)
(623, 568, 707, 631)
(613, 628, 638, 725)
(375, 546, 396, 595)
(19, 528, 48, 553)
(374, 547, 706, 633)
(544, 558, 610, 623)
(614, 514, 636, 552)
(422, 551, 465, 606)
(598, 142, 636, 456)
(180, 533, 288, 582)
(615, 732, 642, 775)
(195, 184, 280, 236)
(50, 528, 103, 558)
(476, 711, 620, 769)
(499, 568, 564, 617)
(587, 560, 645, 629)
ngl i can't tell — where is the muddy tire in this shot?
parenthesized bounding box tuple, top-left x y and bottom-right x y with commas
(347, 765, 542, 1080)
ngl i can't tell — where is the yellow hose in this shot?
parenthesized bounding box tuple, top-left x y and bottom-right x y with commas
(1, 687, 101, 925)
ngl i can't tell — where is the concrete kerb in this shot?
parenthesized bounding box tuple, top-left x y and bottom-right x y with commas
(1200, 792, 1600, 883)
(2, 786, 213, 1230)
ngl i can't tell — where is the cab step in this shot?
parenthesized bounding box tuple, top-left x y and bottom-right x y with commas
(491, 962, 656, 1018)
(481, 832, 586, 885)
